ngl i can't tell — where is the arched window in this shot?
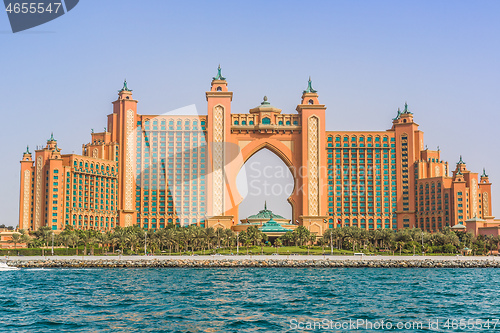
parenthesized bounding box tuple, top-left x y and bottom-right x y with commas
(262, 117, 271, 125)
(216, 86, 222, 91)
(308, 99, 314, 105)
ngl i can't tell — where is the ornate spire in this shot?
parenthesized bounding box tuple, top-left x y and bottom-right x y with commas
(119, 79, 132, 92)
(25, 145, 30, 154)
(401, 102, 413, 115)
(261, 96, 270, 106)
(48, 132, 56, 142)
(392, 107, 402, 121)
(303, 76, 317, 94)
(457, 155, 465, 165)
(264, 201, 267, 210)
(212, 64, 226, 81)
(482, 168, 488, 178)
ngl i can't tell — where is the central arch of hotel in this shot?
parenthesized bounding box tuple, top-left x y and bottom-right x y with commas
(205, 75, 329, 235)
(236, 138, 298, 218)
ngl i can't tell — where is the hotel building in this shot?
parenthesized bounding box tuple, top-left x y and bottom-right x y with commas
(19, 67, 496, 235)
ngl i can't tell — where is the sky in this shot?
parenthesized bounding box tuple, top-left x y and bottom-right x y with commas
(1, 0, 499, 226)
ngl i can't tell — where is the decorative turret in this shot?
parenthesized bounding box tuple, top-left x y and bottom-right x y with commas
(453, 155, 468, 176)
(47, 133, 57, 150)
(212, 64, 226, 81)
(297, 77, 324, 110)
(480, 168, 490, 183)
(21, 145, 32, 161)
(207, 64, 231, 96)
(392, 102, 414, 125)
(303, 76, 317, 94)
(392, 107, 402, 121)
(119, 79, 132, 92)
(118, 79, 133, 100)
(403, 102, 412, 114)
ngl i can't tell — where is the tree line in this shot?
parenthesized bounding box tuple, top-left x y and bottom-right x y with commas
(7, 225, 500, 255)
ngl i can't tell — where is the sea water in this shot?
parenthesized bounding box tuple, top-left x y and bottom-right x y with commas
(1, 268, 499, 332)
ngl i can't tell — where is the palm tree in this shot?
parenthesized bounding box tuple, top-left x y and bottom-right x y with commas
(33, 226, 52, 248)
(97, 232, 109, 255)
(275, 238, 282, 254)
(336, 228, 346, 250)
(88, 233, 99, 255)
(215, 227, 225, 251)
(294, 226, 311, 246)
(307, 233, 317, 255)
(238, 231, 251, 255)
(244, 238, 252, 255)
(68, 231, 80, 255)
(20, 232, 32, 249)
(259, 232, 268, 254)
(380, 229, 394, 251)
(116, 228, 130, 254)
(58, 232, 71, 255)
(79, 230, 92, 255)
(149, 233, 160, 254)
(344, 227, 360, 252)
(8, 233, 21, 250)
(203, 227, 216, 253)
(163, 229, 176, 255)
(224, 229, 235, 252)
(322, 229, 336, 254)
(128, 231, 139, 253)
(397, 241, 404, 255)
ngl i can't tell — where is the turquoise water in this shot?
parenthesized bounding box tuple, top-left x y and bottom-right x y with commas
(1, 268, 500, 332)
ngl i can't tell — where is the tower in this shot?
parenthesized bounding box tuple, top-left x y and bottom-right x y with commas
(479, 168, 492, 218)
(204, 66, 236, 228)
(296, 78, 328, 233)
(391, 103, 422, 229)
(109, 80, 138, 227)
(19, 146, 33, 230)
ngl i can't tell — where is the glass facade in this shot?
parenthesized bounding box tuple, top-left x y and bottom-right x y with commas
(135, 116, 207, 228)
(327, 133, 397, 230)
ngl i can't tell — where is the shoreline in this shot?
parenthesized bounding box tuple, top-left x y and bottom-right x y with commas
(4, 255, 500, 268)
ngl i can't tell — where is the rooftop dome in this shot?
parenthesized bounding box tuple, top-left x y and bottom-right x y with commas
(259, 218, 290, 233)
(249, 96, 282, 114)
(247, 202, 285, 220)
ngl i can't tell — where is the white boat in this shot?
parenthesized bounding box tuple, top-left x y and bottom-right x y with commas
(0, 262, 19, 271)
